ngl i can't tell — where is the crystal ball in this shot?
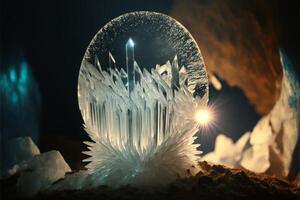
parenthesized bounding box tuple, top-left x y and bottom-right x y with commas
(77, 11, 208, 186)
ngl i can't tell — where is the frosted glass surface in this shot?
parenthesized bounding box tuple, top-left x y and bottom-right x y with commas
(82, 11, 208, 97)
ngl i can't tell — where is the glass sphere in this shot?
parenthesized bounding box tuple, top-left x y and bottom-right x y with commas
(77, 11, 208, 186)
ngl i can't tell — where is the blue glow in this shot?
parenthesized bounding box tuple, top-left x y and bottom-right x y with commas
(11, 92, 18, 104)
(19, 62, 28, 83)
(18, 84, 26, 94)
(279, 49, 299, 110)
(0, 61, 30, 104)
(9, 68, 17, 82)
(0, 74, 9, 90)
(18, 62, 28, 94)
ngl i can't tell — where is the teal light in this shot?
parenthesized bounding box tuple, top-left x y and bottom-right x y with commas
(0, 74, 9, 91)
(279, 50, 299, 110)
(11, 92, 18, 104)
(9, 68, 17, 82)
(18, 84, 26, 95)
(18, 62, 28, 94)
(0, 61, 30, 104)
(19, 62, 28, 83)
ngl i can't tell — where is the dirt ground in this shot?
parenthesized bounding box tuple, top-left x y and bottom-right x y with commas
(1, 161, 299, 200)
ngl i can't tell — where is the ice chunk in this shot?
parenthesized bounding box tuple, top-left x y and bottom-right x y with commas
(17, 150, 71, 197)
(6, 137, 40, 168)
(49, 170, 90, 191)
(202, 133, 250, 168)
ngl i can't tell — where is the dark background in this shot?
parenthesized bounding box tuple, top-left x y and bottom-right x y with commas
(0, 0, 298, 170)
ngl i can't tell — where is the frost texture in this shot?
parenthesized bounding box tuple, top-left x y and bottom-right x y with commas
(84, 11, 208, 98)
(78, 55, 206, 186)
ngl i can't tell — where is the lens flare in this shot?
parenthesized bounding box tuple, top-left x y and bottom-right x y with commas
(195, 108, 212, 125)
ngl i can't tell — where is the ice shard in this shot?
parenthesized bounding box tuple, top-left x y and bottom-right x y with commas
(126, 38, 135, 96)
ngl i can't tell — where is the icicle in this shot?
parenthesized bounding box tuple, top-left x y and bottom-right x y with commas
(126, 38, 135, 97)
(108, 52, 116, 69)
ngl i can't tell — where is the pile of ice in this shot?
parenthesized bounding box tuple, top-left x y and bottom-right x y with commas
(3, 137, 71, 197)
(202, 51, 299, 179)
(5, 137, 40, 175)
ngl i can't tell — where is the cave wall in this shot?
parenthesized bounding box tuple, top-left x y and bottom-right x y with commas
(170, 0, 283, 115)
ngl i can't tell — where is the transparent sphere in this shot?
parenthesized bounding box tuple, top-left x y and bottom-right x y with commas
(80, 11, 208, 98)
(77, 11, 209, 186)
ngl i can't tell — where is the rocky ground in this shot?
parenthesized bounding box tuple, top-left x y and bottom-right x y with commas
(1, 161, 299, 200)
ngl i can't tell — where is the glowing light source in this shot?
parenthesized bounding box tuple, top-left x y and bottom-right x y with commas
(127, 37, 134, 47)
(0, 61, 31, 104)
(195, 108, 212, 125)
(9, 68, 17, 82)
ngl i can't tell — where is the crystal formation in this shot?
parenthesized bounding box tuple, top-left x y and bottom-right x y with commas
(78, 12, 208, 186)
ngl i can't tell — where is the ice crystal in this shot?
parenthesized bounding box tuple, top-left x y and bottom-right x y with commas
(78, 51, 206, 186)
(78, 12, 208, 186)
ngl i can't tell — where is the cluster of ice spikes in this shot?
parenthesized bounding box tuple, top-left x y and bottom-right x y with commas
(78, 50, 206, 186)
